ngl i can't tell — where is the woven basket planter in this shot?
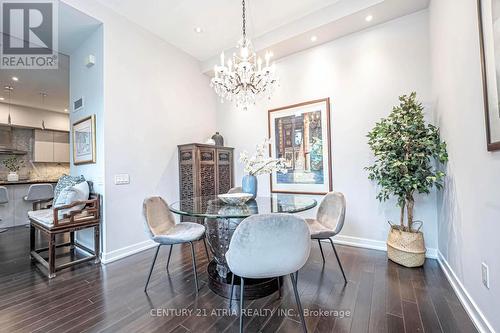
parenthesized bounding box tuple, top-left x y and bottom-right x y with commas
(387, 227, 426, 267)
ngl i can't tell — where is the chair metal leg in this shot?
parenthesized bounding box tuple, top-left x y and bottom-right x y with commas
(144, 245, 161, 292)
(189, 242, 199, 293)
(203, 237, 210, 261)
(239, 277, 245, 333)
(329, 238, 347, 284)
(229, 273, 235, 306)
(30, 225, 35, 254)
(295, 270, 299, 283)
(277, 276, 281, 298)
(290, 272, 307, 333)
(317, 239, 325, 264)
(166, 245, 173, 271)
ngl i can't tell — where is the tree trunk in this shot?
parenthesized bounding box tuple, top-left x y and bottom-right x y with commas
(406, 195, 415, 232)
(400, 200, 406, 229)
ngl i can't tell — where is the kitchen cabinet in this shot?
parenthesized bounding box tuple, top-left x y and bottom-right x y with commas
(34, 130, 54, 162)
(53, 131, 70, 163)
(0, 103, 70, 131)
(34, 129, 70, 163)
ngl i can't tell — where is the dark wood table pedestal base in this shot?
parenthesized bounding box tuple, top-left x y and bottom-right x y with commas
(207, 261, 281, 300)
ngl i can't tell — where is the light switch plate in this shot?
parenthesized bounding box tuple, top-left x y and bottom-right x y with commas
(114, 174, 130, 185)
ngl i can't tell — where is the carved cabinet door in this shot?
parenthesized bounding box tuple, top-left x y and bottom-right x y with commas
(198, 147, 217, 197)
(216, 149, 233, 195)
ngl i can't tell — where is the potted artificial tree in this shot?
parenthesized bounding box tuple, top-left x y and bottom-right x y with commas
(366, 92, 448, 267)
(3, 156, 25, 182)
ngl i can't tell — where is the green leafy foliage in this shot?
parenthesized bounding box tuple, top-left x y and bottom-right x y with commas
(366, 92, 448, 231)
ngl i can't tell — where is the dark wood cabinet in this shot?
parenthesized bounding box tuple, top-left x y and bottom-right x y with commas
(178, 144, 234, 220)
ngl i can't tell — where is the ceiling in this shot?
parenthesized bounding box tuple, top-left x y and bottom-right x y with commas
(95, 0, 430, 69)
(0, 2, 101, 113)
(96, 0, 342, 61)
(0, 54, 69, 113)
(59, 2, 102, 55)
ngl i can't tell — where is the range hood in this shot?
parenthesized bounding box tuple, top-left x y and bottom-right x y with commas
(0, 126, 27, 155)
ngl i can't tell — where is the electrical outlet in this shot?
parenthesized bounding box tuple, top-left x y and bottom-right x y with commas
(482, 262, 490, 289)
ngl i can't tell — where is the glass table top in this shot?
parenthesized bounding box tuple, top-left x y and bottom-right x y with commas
(169, 194, 317, 219)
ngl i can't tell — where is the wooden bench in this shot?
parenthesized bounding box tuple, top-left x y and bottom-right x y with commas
(29, 193, 101, 278)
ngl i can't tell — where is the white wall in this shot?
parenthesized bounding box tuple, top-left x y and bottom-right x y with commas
(63, 0, 217, 259)
(69, 25, 104, 248)
(216, 10, 439, 251)
(430, 0, 500, 331)
(70, 25, 104, 193)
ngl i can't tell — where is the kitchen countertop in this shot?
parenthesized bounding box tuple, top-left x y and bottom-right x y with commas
(0, 179, 59, 186)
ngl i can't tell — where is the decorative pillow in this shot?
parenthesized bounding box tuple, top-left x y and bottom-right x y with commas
(53, 174, 85, 203)
(54, 181, 90, 219)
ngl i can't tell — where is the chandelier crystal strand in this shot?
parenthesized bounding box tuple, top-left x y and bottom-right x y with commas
(210, 0, 278, 111)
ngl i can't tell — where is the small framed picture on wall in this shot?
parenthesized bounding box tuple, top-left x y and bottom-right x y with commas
(478, 0, 500, 151)
(268, 98, 333, 194)
(72, 115, 96, 165)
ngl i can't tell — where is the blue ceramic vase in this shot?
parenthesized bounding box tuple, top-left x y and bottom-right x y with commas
(242, 174, 258, 199)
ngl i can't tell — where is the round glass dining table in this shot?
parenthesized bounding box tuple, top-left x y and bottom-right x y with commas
(169, 194, 317, 300)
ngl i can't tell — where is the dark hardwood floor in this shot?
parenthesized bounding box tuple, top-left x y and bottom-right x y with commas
(0, 226, 477, 333)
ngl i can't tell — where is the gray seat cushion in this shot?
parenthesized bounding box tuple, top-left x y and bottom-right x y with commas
(28, 207, 95, 229)
(153, 222, 205, 245)
(28, 209, 54, 227)
(306, 218, 336, 239)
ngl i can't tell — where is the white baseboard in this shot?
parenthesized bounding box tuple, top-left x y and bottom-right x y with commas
(437, 251, 494, 333)
(101, 239, 157, 264)
(101, 233, 437, 264)
(327, 234, 437, 259)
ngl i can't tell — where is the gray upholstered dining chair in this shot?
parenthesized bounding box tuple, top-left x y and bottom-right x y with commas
(143, 196, 209, 293)
(226, 213, 311, 333)
(306, 191, 347, 284)
(24, 184, 54, 211)
(227, 186, 242, 194)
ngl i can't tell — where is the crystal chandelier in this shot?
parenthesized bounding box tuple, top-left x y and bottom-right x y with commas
(210, 0, 278, 111)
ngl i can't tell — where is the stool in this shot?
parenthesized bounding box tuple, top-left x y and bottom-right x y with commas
(24, 184, 54, 211)
(0, 186, 8, 233)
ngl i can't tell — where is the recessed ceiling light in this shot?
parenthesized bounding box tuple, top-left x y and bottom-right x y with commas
(194, 27, 203, 33)
(365, 15, 373, 22)
(64, 108, 68, 112)
(0, 97, 4, 101)
(11, 76, 18, 81)
(310, 35, 318, 42)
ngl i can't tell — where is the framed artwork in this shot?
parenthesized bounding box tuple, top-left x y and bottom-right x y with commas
(478, 0, 500, 151)
(72, 115, 96, 165)
(268, 98, 332, 194)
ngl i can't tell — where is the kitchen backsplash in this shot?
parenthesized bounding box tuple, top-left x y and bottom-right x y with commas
(0, 128, 69, 180)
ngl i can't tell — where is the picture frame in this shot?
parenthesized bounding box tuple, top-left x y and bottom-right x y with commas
(72, 115, 96, 165)
(478, 0, 500, 151)
(268, 98, 333, 194)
